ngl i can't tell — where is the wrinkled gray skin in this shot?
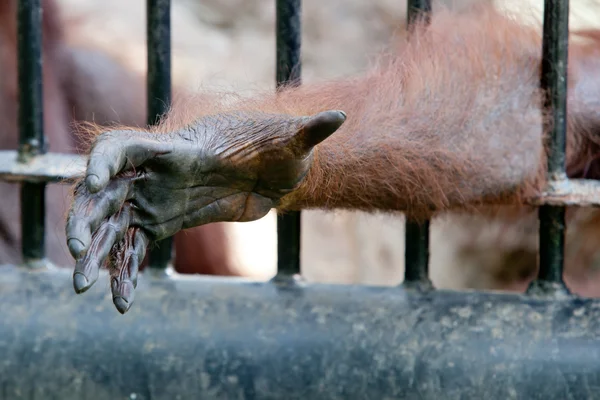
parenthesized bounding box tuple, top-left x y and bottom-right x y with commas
(66, 109, 346, 313)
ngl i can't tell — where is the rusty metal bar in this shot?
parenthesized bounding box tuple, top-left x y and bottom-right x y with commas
(17, 0, 47, 267)
(533, 0, 570, 292)
(404, 0, 432, 286)
(146, 0, 173, 270)
(276, 0, 302, 275)
(1, 264, 599, 399)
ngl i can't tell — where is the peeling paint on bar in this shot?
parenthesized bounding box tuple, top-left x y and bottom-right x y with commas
(528, 178, 600, 207)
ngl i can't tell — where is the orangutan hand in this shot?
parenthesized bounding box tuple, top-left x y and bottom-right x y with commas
(65, 109, 346, 313)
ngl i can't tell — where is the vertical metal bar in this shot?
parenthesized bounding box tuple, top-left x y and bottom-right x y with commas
(404, 220, 430, 282)
(536, 0, 569, 286)
(404, 0, 432, 285)
(146, 0, 173, 270)
(276, 0, 302, 275)
(407, 0, 432, 26)
(17, 0, 46, 267)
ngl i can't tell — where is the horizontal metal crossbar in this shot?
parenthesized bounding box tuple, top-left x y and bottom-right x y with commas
(527, 178, 600, 207)
(0, 150, 85, 183)
(1, 150, 599, 208)
(0, 264, 599, 400)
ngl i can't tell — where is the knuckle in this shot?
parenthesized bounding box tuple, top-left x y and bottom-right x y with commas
(96, 130, 119, 143)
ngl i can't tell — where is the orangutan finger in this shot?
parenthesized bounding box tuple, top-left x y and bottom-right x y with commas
(86, 131, 173, 194)
(110, 227, 149, 314)
(66, 178, 130, 260)
(72, 206, 132, 294)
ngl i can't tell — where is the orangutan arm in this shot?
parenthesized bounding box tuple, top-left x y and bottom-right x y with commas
(65, 5, 567, 312)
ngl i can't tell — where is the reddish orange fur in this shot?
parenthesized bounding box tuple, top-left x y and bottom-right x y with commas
(101, 5, 559, 221)
(0, 0, 235, 276)
(151, 4, 598, 223)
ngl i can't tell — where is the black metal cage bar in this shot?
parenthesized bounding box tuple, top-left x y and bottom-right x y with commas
(276, 0, 302, 275)
(404, 220, 430, 282)
(146, 0, 173, 270)
(407, 0, 432, 24)
(17, 0, 46, 266)
(535, 0, 569, 288)
(403, 0, 432, 285)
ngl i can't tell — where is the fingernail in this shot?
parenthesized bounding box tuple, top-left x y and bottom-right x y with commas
(111, 277, 118, 292)
(73, 272, 90, 294)
(67, 238, 86, 259)
(113, 296, 131, 314)
(85, 174, 100, 192)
